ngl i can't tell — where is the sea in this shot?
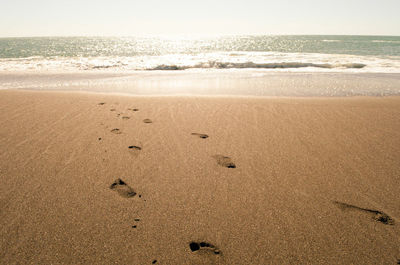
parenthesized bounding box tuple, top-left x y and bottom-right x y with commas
(1, 35, 400, 72)
(1, 35, 400, 96)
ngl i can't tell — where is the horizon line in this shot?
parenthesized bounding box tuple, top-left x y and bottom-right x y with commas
(1, 33, 400, 38)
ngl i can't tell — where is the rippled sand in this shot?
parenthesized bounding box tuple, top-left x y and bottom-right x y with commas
(1, 90, 399, 264)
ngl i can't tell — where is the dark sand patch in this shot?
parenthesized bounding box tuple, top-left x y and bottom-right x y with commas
(191, 133, 209, 139)
(333, 201, 395, 225)
(213, 155, 236, 168)
(109, 178, 136, 198)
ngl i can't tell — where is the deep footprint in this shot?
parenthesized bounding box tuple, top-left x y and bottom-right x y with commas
(110, 178, 137, 198)
(213, 155, 236, 168)
(128, 108, 139, 112)
(98, 102, 106, 105)
(111, 128, 121, 134)
(189, 242, 221, 255)
(143, 119, 152, 124)
(333, 201, 395, 225)
(191, 133, 209, 139)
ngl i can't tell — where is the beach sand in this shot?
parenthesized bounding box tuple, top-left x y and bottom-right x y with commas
(0, 90, 399, 264)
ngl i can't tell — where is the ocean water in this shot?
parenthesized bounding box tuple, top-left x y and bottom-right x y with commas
(0, 35, 399, 73)
(1, 36, 400, 96)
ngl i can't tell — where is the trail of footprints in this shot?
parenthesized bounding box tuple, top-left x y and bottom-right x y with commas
(98, 102, 396, 263)
(99, 102, 226, 263)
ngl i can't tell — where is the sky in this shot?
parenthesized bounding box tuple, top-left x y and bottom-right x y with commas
(0, 0, 399, 37)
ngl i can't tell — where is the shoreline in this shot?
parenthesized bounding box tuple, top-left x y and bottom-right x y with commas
(1, 90, 399, 264)
(3, 87, 400, 99)
(1, 71, 400, 97)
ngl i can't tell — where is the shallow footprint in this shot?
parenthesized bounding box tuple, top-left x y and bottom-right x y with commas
(191, 133, 209, 139)
(213, 155, 236, 168)
(143, 119, 152, 124)
(98, 102, 106, 105)
(111, 128, 122, 134)
(110, 178, 136, 198)
(333, 201, 395, 225)
(128, 108, 139, 112)
(189, 241, 221, 255)
(122, 116, 130, 120)
(128, 145, 142, 156)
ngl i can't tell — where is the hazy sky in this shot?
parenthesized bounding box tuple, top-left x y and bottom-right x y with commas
(1, 0, 399, 37)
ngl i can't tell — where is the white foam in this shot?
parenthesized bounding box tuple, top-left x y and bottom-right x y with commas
(0, 52, 399, 73)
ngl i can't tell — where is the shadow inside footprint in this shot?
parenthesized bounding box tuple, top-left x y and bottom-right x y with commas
(143, 119, 152, 124)
(128, 145, 142, 152)
(111, 128, 121, 134)
(213, 155, 236, 168)
(110, 178, 137, 198)
(191, 133, 209, 139)
(189, 242, 220, 255)
(128, 108, 139, 112)
(122, 116, 130, 120)
(98, 102, 106, 105)
(333, 201, 395, 225)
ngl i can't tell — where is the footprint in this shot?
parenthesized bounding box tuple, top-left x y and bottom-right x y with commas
(143, 119, 152, 124)
(111, 128, 121, 134)
(98, 102, 106, 105)
(122, 116, 130, 120)
(128, 108, 139, 112)
(152, 260, 157, 264)
(128, 145, 142, 151)
(333, 201, 395, 225)
(110, 178, 137, 198)
(128, 145, 142, 155)
(189, 241, 221, 255)
(191, 133, 209, 139)
(213, 155, 236, 168)
(110, 108, 116, 111)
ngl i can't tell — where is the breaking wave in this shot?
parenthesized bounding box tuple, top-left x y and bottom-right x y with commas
(148, 61, 367, 71)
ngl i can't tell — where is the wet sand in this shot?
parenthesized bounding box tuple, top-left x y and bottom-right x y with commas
(0, 90, 399, 264)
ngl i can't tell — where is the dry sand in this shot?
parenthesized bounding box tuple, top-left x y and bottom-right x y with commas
(0, 90, 399, 264)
